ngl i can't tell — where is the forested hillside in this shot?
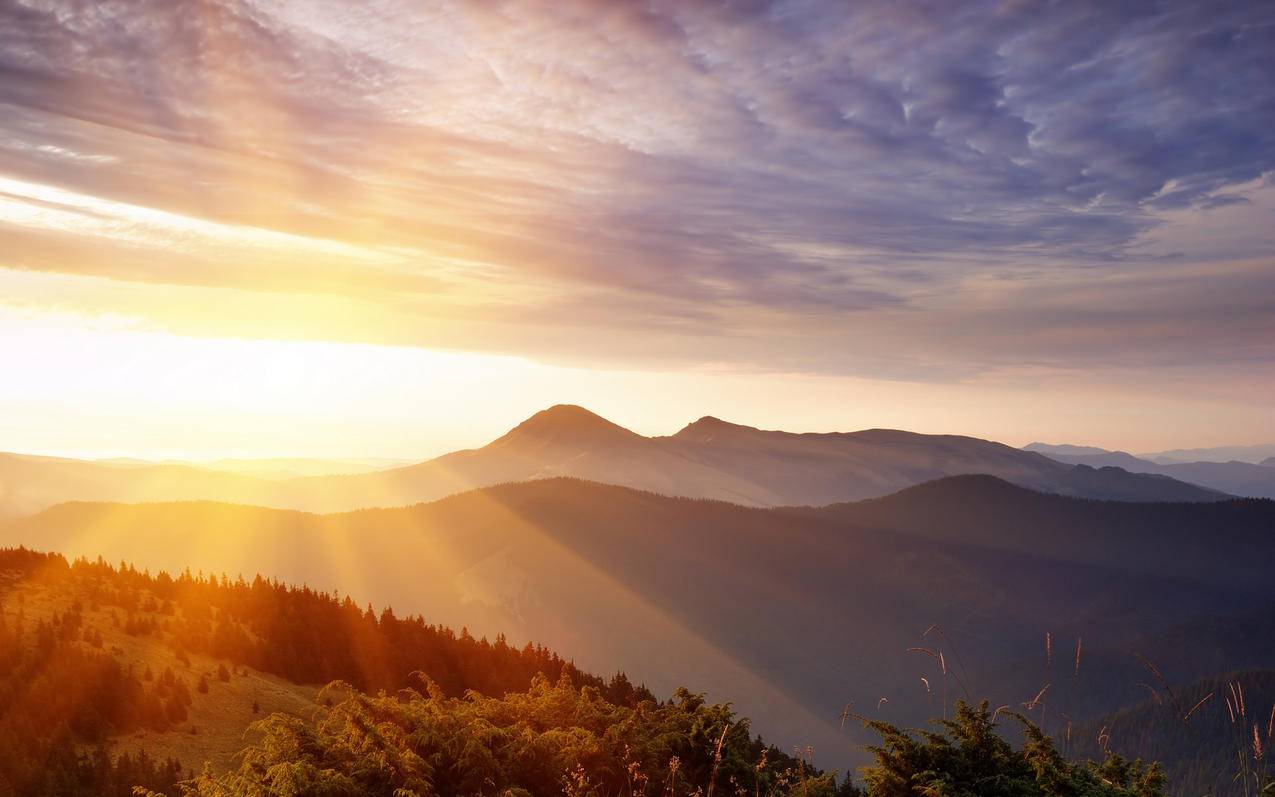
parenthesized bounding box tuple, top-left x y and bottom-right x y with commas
(817, 474, 1275, 590)
(0, 585, 186, 794)
(9, 476, 1275, 769)
(0, 547, 837, 796)
(1074, 670, 1275, 797)
(2, 517, 1254, 793)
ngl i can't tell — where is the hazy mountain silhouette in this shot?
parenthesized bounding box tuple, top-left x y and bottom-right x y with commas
(6, 476, 1271, 769)
(1136, 443, 1275, 465)
(0, 406, 1227, 518)
(193, 456, 409, 478)
(280, 407, 1227, 508)
(0, 451, 272, 521)
(659, 417, 1229, 504)
(1026, 442, 1275, 499)
(278, 405, 786, 510)
(90, 456, 406, 478)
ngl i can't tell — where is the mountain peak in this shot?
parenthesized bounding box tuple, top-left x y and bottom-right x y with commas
(492, 405, 640, 448)
(672, 415, 757, 442)
(531, 404, 610, 423)
(689, 415, 732, 428)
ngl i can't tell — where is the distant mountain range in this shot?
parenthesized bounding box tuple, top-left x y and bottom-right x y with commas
(1025, 442, 1275, 499)
(1137, 443, 1275, 465)
(4, 476, 1272, 772)
(0, 405, 1227, 519)
(90, 456, 409, 478)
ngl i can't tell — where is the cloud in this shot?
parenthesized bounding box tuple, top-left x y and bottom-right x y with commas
(0, 0, 1272, 380)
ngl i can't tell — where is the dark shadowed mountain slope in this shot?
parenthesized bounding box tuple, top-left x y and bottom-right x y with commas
(5, 476, 1272, 770)
(1026, 442, 1275, 499)
(1048, 463, 1232, 502)
(1150, 460, 1275, 500)
(812, 474, 1274, 591)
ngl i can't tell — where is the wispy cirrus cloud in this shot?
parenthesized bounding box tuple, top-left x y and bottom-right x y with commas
(0, 0, 1272, 381)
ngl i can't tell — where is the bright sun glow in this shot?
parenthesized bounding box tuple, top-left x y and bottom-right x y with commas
(6, 301, 1269, 460)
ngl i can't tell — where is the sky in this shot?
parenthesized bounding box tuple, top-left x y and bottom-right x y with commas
(1, 0, 1273, 459)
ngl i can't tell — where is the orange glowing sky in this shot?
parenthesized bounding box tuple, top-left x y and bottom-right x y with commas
(1, 0, 1273, 458)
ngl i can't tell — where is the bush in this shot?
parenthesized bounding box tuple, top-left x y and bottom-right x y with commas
(857, 700, 1166, 797)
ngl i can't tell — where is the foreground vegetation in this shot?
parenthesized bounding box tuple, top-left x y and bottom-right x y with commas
(0, 548, 822, 795)
(157, 689, 1173, 797)
(859, 702, 1165, 797)
(1076, 671, 1275, 797)
(169, 674, 848, 796)
(3, 546, 1264, 796)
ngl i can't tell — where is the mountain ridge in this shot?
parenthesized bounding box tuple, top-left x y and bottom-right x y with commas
(0, 406, 1230, 519)
(1026, 441, 1275, 499)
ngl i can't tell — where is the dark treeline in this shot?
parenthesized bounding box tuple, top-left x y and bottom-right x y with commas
(2, 546, 653, 705)
(166, 570, 653, 704)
